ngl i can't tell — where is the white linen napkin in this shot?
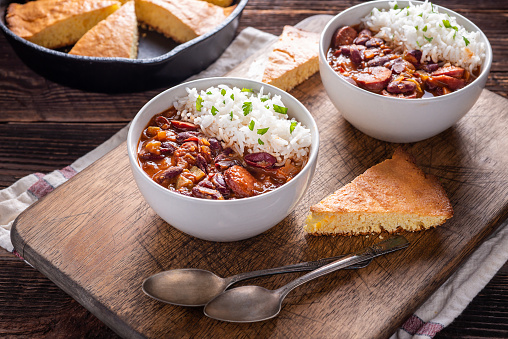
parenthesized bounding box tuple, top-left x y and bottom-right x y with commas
(1, 27, 506, 338)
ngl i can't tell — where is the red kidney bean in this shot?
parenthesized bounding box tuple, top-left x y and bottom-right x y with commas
(192, 186, 223, 200)
(160, 141, 177, 155)
(387, 80, 417, 94)
(244, 152, 277, 168)
(211, 173, 230, 197)
(349, 45, 363, 64)
(139, 152, 164, 161)
(195, 154, 208, 173)
(403, 50, 422, 66)
(156, 166, 183, 183)
(420, 63, 440, 73)
(367, 55, 390, 67)
(390, 58, 406, 74)
(365, 38, 384, 48)
(155, 116, 171, 129)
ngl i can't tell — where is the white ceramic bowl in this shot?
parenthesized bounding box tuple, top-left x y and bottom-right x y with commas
(127, 77, 319, 242)
(319, 0, 492, 143)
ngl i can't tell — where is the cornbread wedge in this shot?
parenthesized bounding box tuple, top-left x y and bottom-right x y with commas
(6, 0, 121, 49)
(305, 148, 453, 235)
(69, 1, 138, 58)
(262, 25, 320, 92)
(135, 0, 236, 43)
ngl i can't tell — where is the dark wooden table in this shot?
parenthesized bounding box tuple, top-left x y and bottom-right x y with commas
(0, 0, 506, 338)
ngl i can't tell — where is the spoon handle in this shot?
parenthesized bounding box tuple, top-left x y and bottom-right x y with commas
(226, 252, 371, 286)
(275, 235, 409, 299)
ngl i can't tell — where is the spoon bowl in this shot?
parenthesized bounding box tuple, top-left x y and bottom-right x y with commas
(142, 269, 228, 307)
(204, 286, 282, 323)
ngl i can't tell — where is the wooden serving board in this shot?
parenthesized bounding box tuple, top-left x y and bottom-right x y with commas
(12, 15, 508, 339)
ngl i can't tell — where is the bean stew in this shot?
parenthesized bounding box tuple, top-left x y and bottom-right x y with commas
(137, 108, 303, 200)
(327, 25, 477, 98)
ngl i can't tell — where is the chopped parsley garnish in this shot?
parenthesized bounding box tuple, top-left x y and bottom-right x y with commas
(393, 4, 399, 9)
(453, 31, 457, 39)
(423, 35, 433, 43)
(211, 106, 218, 116)
(273, 104, 288, 114)
(242, 101, 252, 116)
(415, 26, 419, 30)
(230, 94, 235, 100)
(416, 40, 422, 48)
(257, 127, 269, 135)
(418, 12, 423, 17)
(248, 120, 255, 131)
(258, 138, 264, 145)
(230, 111, 233, 120)
(290, 121, 297, 134)
(241, 88, 253, 93)
(206, 91, 212, 95)
(443, 20, 458, 31)
(463, 36, 470, 46)
(196, 96, 203, 112)
(260, 97, 269, 102)
(422, 25, 427, 32)
(221, 89, 226, 96)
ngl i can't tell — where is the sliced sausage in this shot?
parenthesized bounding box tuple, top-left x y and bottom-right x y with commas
(403, 50, 422, 66)
(427, 75, 466, 91)
(387, 80, 417, 94)
(334, 26, 357, 47)
(432, 66, 464, 78)
(224, 165, 258, 198)
(354, 66, 392, 92)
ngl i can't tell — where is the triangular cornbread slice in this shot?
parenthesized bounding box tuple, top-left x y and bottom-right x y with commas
(6, 0, 121, 49)
(69, 1, 138, 58)
(305, 149, 453, 236)
(262, 25, 320, 92)
(135, 0, 236, 43)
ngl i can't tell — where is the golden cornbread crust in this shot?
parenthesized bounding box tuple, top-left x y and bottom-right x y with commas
(135, 0, 235, 43)
(305, 148, 453, 236)
(262, 25, 320, 92)
(69, 1, 138, 58)
(6, 0, 121, 49)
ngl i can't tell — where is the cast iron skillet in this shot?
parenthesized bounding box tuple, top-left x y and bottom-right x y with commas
(0, 0, 249, 93)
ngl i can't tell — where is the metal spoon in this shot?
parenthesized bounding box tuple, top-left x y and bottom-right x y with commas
(143, 253, 373, 307)
(204, 235, 409, 322)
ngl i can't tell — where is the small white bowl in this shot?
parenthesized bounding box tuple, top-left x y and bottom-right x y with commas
(127, 77, 319, 242)
(319, 0, 492, 143)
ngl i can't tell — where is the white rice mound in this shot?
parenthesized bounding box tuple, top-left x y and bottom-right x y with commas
(173, 85, 312, 166)
(362, 1, 486, 73)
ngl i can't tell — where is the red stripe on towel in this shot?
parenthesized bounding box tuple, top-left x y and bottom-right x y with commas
(401, 314, 425, 335)
(28, 178, 54, 199)
(59, 166, 77, 179)
(417, 322, 444, 337)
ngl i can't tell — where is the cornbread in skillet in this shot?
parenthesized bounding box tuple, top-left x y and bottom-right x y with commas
(200, 0, 234, 7)
(262, 25, 320, 92)
(69, 1, 138, 58)
(6, 0, 121, 49)
(135, 0, 236, 43)
(305, 148, 453, 235)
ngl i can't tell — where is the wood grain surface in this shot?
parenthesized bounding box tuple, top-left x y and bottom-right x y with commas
(10, 14, 508, 337)
(1, 0, 508, 338)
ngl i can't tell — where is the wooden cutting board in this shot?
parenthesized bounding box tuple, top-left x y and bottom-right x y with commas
(12, 15, 508, 339)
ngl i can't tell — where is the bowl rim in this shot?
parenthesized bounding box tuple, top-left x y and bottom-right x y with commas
(319, 0, 493, 102)
(127, 76, 320, 205)
(0, 0, 249, 64)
